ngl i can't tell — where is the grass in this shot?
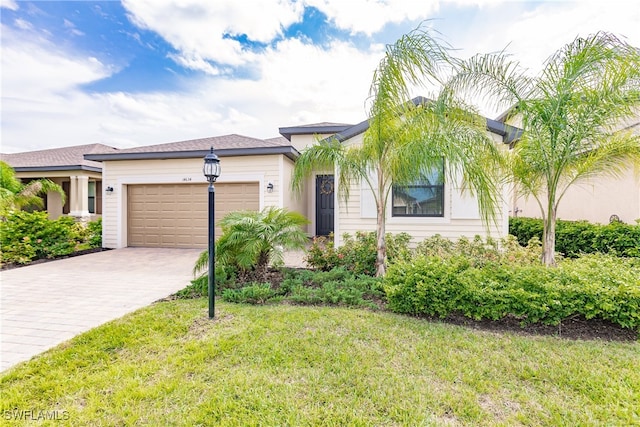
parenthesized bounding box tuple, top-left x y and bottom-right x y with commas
(1, 300, 639, 426)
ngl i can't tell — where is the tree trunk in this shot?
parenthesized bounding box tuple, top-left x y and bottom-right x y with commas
(542, 204, 557, 267)
(375, 168, 387, 277)
(375, 202, 386, 277)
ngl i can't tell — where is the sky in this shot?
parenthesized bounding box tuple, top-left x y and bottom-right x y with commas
(1, 0, 639, 154)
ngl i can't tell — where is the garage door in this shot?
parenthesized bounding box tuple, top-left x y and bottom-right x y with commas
(128, 183, 259, 248)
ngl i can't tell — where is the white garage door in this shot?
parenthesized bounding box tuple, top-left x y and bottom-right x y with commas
(128, 183, 259, 248)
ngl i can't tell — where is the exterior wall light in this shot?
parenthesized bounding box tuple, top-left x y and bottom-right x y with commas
(267, 182, 274, 193)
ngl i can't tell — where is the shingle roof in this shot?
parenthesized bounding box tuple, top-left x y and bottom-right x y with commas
(0, 143, 117, 172)
(107, 134, 285, 154)
(84, 134, 300, 162)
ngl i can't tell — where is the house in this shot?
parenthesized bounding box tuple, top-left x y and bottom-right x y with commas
(85, 113, 519, 250)
(1, 144, 117, 221)
(506, 114, 640, 225)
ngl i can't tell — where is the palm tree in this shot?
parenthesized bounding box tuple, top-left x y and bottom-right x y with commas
(0, 161, 66, 218)
(194, 207, 309, 281)
(291, 25, 503, 276)
(450, 32, 640, 266)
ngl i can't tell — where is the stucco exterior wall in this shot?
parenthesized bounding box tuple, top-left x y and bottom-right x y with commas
(289, 133, 338, 153)
(281, 157, 309, 225)
(512, 162, 640, 224)
(101, 155, 287, 248)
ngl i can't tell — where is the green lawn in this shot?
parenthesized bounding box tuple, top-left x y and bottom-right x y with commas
(2, 300, 639, 426)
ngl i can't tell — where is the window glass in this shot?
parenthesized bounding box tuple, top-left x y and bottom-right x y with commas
(392, 160, 444, 217)
(88, 181, 96, 214)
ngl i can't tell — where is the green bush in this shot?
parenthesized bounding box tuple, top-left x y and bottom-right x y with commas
(175, 264, 237, 299)
(87, 218, 102, 248)
(415, 234, 543, 267)
(0, 211, 80, 264)
(221, 282, 279, 304)
(210, 268, 383, 309)
(509, 217, 640, 257)
(384, 253, 640, 330)
(305, 231, 412, 275)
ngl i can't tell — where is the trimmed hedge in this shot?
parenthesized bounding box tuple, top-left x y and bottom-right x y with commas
(509, 217, 640, 257)
(384, 254, 640, 330)
(0, 211, 102, 265)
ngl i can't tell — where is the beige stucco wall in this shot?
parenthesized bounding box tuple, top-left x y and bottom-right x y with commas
(505, 112, 640, 224)
(101, 155, 296, 248)
(512, 162, 640, 224)
(281, 156, 310, 226)
(289, 133, 338, 153)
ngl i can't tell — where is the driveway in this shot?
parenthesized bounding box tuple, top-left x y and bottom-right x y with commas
(0, 248, 202, 372)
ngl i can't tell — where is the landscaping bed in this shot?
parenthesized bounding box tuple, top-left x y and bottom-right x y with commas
(0, 247, 110, 271)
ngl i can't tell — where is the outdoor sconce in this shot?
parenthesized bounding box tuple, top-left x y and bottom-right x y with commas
(105, 186, 114, 193)
(267, 182, 274, 193)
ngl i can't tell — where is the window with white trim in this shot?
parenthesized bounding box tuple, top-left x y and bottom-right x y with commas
(392, 160, 444, 217)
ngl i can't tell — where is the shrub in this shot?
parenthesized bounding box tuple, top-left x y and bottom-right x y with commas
(176, 264, 237, 299)
(205, 267, 384, 309)
(509, 217, 640, 257)
(305, 231, 412, 275)
(0, 211, 79, 264)
(221, 283, 279, 305)
(87, 218, 102, 248)
(415, 234, 542, 267)
(384, 253, 640, 330)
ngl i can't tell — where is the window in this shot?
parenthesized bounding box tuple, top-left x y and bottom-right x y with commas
(392, 160, 444, 217)
(88, 181, 96, 214)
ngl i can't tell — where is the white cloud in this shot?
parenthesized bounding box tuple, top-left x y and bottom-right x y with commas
(0, 0, 18, 11)
(2, 0, 640, 154)
(306, 0, 440, 35)
(14, 18, 32, 30)
(121, 0, 304, 66)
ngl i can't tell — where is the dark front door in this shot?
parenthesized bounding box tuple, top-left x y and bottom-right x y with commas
(316, 174, 334, 236)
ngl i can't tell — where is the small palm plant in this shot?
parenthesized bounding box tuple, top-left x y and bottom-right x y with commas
(194, 207, 309, 282)
(1, 160, 66, 218)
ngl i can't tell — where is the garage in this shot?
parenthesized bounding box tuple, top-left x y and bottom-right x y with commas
(127, 183, 259, 248)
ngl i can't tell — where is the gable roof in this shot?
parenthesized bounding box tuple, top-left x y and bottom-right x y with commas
(279, 97, 523, 144)
(85, 134, 299, 162)
(1, 143, 117, 173)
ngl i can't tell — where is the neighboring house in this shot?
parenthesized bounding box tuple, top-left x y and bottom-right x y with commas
(1, 144, 117, 220)
(506, 115, 640, 225)
(86, 114, 519, 250)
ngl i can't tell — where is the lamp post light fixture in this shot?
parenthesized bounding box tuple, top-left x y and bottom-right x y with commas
(203, 147, 221, 319)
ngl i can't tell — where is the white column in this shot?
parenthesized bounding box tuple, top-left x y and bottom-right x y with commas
(69, 176, 79, 216)
(69, 175, 90, 219)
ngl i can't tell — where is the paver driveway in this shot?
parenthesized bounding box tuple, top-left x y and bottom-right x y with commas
(0, 248, 202, 372)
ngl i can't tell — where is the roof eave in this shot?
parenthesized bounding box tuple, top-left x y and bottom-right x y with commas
(12, 165, 102, 173)
(278, 125, 353, 141)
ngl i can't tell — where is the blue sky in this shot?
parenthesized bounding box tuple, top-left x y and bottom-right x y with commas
(1, 0, 639, 153)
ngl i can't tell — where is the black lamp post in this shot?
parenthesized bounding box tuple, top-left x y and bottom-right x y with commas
(203, 147, 221, 319)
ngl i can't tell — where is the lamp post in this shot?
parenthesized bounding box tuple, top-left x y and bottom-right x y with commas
(203, 147, 221, 319)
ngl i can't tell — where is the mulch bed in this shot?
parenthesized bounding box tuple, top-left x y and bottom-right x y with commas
(434, 313, 638, 342)
(0, 247, 110, 271)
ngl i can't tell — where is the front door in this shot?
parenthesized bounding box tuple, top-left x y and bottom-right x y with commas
(315, 174, 334, 236)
